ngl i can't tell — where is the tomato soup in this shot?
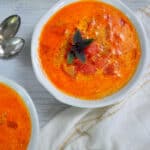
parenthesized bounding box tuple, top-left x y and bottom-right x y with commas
(0, 83, 31, 149)
(39, 1, 141, 100)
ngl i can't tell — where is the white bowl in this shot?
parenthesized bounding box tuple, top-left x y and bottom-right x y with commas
(31, 0, 148, 108)
(0, 76, 39, 150)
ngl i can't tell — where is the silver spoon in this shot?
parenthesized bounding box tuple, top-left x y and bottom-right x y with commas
(0, 37, 25, 58)
(0, 15, 21, 43)
(0, 15, 25, 58)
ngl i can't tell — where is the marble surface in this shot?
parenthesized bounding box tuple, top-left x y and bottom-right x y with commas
(0, 0, 149, 127)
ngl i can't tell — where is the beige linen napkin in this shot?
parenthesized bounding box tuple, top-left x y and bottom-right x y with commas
(39, 5, 150, 150)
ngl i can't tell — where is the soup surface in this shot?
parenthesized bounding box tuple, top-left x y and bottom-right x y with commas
(0, 83, 31, 150)
(39, 1, 141, 100)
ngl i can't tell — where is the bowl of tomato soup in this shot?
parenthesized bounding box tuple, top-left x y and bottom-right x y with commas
(0, 76, 39, 150)
(32, 0, 147, 108)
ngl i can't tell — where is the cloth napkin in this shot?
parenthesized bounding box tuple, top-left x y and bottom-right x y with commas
(38, 5, 150, 150)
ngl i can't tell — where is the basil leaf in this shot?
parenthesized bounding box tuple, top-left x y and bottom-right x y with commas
(75, 50, 86, 63)
(67, 51, 75, 64)
(73, 30, 82, 44)
(66, 29, 94, 64)
(79, 39, 94, 50)
(82, 39, 94, 46)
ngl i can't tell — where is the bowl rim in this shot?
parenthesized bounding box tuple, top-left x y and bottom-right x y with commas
(0, 76, 40, 150)
(31, 0, 148, 108)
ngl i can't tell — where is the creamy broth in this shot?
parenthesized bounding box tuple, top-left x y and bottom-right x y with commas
(39, 1, 141, 100)
(0, 83, 31, 149)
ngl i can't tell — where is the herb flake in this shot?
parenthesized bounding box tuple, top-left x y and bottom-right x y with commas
(67, 30, 94, 64)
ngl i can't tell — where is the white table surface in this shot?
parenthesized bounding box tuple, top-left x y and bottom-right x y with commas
(0, 0, 149, 128)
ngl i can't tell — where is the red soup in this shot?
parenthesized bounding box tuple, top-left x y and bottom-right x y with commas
(0, 83, 31, 149)
(39, 1, 141, 100)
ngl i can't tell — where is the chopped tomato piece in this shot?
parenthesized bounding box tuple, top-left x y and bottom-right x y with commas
(90, 55, 109, 69)
(96, 56, 109, 69)
(103, 62, 121, 77)
(103, 63, 115, 75)
(84, 42, 100, 57)
(76, 63, 96, 75)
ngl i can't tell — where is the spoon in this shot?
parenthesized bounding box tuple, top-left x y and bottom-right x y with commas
(0, 15, 25, 58)
(0, 37, 25, 58)
(0, 15, 21, 43)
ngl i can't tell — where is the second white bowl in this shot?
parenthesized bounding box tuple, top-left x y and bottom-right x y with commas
(0, 76, 39, 150)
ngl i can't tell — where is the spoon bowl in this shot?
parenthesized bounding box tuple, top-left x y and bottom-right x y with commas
(0, 37, 25, 58)
(0, 15, 21, 43)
